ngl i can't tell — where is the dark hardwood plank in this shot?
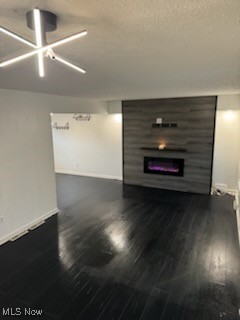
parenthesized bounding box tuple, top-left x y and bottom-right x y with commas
(0, 174, 239, 320)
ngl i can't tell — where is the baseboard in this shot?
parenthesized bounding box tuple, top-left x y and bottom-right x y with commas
(55, 169, 123, 181)
(228, 188, 238, 196)
(211, 187, 237, 196)
(0, 208, 58, 246)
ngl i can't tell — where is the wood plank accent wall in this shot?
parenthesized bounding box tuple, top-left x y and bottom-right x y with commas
(122, 96, 217, 194)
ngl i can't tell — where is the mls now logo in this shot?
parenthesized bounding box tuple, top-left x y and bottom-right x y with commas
(2, 307, 43, 317)
(2, 308, 21, 316)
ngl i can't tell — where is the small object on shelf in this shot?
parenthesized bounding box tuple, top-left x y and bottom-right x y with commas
(152, 123, 177, 128)
(158, 143, 166, 150)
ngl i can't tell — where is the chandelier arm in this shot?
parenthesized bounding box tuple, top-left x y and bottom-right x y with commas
(33, 8, 44, 77)
(55, 55, 86, 74)
(0, 30, 87, 67)
(0, 27, 37, 48)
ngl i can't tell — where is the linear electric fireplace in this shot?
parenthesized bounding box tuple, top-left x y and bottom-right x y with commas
(144, 157, 184, 177)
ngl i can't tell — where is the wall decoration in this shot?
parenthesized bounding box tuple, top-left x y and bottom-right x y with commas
(73, 114, 91, 121)
(52, 122, 69, 130)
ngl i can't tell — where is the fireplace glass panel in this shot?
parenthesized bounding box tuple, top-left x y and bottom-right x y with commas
(144, 157, 184, 177)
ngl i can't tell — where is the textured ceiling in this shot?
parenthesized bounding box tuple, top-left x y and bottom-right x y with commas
(0, 0, 239, 99)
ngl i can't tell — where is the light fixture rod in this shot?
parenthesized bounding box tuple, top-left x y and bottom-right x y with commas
(0, 27, 36, 48)
(33, 8, 44, 77)
(55, 55, 86, 73)
(0, 30, 87, 67)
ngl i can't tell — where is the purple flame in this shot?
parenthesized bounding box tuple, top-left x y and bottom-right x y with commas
(148, 165, 179, 173)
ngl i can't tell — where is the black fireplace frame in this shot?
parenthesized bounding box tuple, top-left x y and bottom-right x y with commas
(144, 157, 184, 177)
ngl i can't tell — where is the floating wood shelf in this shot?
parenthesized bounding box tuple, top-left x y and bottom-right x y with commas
(140, 147, 187, 152)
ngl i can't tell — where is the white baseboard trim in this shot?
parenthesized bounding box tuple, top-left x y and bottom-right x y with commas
(0, 208, 58, 246)
(211, 187, 237, 196)
(55, 169, 123, 181)
(228, 188, 238, 196)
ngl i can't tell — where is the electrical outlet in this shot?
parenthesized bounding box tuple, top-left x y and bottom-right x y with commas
(0, 216, 4, 223)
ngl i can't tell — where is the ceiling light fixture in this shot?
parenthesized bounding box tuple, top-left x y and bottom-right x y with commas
(0, 8, 87, 76)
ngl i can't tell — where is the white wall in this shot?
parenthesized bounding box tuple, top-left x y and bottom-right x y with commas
(212, 95, 240, 191)
(0, 88, 108, 244)
(217, 95, 240, 111)
(52, 113, 122, 180)
(108, 100, 122, 114)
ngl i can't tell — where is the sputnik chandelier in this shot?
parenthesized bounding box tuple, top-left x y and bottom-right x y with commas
(0, 8, 87, 77)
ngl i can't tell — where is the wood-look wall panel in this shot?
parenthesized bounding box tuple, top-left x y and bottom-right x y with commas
(123, 96, 216, 194)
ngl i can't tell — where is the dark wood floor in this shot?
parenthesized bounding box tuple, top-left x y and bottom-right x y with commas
(0, 174, 240, 319)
